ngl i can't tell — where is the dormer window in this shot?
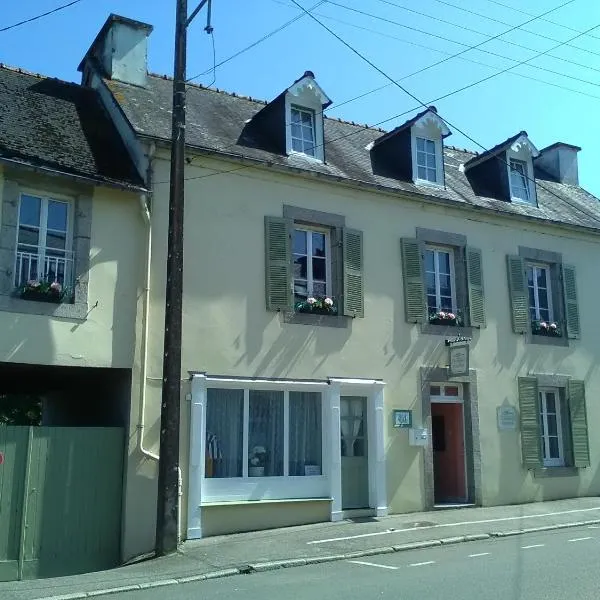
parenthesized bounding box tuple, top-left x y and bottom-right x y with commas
(416, 137, 438, 183)
(509, 159, 530, 203)
(290, 106, 316, 157)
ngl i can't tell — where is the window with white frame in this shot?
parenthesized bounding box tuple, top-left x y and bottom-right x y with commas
(205, 388, 322, 479)
(416, 137, 437, 183)
(539, 388, 564, 467)
(16, 193, 72, 288)
(527, 263, 553, 324)
(293, 226, 331, 303)
(425, 246, 456, 314)
(509, 159, 531, 203)
(290, 106, 316, 157)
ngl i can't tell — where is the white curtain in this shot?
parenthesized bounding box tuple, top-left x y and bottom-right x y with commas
(289, 392, 322, 476)
(340, 396, 365, 457)
(249, 390, 284, 476)
(206, 388, 243, 478)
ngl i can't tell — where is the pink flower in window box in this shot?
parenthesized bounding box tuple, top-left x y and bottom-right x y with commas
(540, 321, 548, 329)
(324, 297, 334, 306)
(550, 322, 558, 330)
(447, 312, 456, 320)
(50, 282, 62, 292)
(306, 297, 316, 305)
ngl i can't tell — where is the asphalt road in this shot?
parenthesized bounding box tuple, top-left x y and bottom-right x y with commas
(115, 524, 600, 600)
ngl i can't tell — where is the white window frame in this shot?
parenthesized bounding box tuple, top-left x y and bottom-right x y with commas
(539, 387, 565, 467)
(508, 158, 532, 203)
(415, 137, 438, 183)
(429, 382, 463, 403)
(527, 263, 554, 322)
(14, 192, 73, 287)
(290, 106, 316, 157)
(425, 245, 457, 314)
(201, 380, 329, 503)
(293, 225, 332, 299)
(411, 126, 445, 187)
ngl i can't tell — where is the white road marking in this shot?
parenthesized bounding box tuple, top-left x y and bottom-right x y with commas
(522, 544, 545, 549)
(347, 560, 399, 570)
(409, 561, 435, 567)
(469, 552, 490, 557)
(568, 537, 592, 542)
(307, 507, 600, 544)
(589, 525, 600, 529)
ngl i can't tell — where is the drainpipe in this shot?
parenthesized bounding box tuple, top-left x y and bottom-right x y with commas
(137, 142, 159, 462)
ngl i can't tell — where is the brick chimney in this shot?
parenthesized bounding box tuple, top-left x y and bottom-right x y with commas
(534, 142, 581, 186)
(78, 14, 153, 87)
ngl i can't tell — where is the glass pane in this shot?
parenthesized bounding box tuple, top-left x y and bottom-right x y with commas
(206, 389, 244, 478)
(440, 296, 453, 310)
(47, 201, 68, 232)
(427, 295, 438, 311)
(527, 266, 534, 286)
(426, 168, 436, 182)
(426, 272, 436, 294)
(312, 232, 326, 257)
(292, 138, 303, 152)
(302, 125, 314, 141)
(417, 166, 427, 180)
(545, 392, 556, 412)
(417, 137, 425, 151)
(416, 151, 426, 168)
(528, 287, 536, 310)
(548, 436, 560, 459)
(546, 414, 558, 436)
(291, 109, 301, 124)
(249, 390, 284, 477)
(439, 274, 452, 296)
(19, 195, 41, 227)
(425, 249, 435, 272)
(539, 308, 550, 322)
(426, 153, 436, 168)
(445, 386, 459, 396)
(291, 123, 301, 139)
(430, 385, 441, 396)
(18, 227, 39, 247)
(301, 111, 312, 125)
(312, 257, 326, 282)
(313, 282, 326, 296)
(293, 255, 307, 279)
(353, 437, 366, 457)
(538, 289, 549, 310)
(294, 281, 307, 298)
(536, 268, 547, 288)
(289, 392, 322, 476)
(46, 231, 67, 251)
(293, 229, 307, 254)
(426, 139, 435, 153)
(438, 251, 451, 274)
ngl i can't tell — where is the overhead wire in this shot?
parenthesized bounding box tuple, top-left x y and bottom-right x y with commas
(0, 0, 85, 33)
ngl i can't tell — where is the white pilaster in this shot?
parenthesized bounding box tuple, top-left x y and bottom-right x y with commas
(187, 374, 207, 539)
(329, 383, 343, 521)
(372, 384, 388, 516)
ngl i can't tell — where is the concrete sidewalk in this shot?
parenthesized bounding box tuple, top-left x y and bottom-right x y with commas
(2, 497, 600, 600)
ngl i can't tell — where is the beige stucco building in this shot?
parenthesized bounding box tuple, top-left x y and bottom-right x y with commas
(76, 14, 600, 562)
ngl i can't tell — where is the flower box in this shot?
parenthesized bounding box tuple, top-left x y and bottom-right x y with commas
(428, 311, 460, 326)
(18, 280, 67, 304)
(531, 321, 561, 337)
(295, 296, 337, 316)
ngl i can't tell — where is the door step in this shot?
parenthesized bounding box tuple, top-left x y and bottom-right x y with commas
(433, 503, 476, 510)
(342, 508, 376, 520)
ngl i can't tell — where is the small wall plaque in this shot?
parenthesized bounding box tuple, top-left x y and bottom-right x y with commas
(393, 409, 412, 428)
(448, 344, 469, 377)
(497, 406, 518, 431)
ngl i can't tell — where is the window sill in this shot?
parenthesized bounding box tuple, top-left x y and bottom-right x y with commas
(528, 333, 568, 347)
(283, 311, 350, 328)
(0, 294, 88, 321)
(533, 466, 579, 478)
(201, 497, 332, 507)
(421, 323, 473, 337)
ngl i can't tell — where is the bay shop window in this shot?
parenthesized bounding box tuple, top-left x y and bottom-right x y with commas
(202, 386, 327, 502)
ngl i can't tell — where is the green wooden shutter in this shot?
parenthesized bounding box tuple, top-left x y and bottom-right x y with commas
(264, 216, 292, 311)
(466, 247, 486, 328)
(507, 255, 528, 334)
(342, 228, 364, 318)
(568, 380, 590, 467)
(401, 238, 426, 323)
(518, 377, 542, 469)
(562, 264, 581, 339)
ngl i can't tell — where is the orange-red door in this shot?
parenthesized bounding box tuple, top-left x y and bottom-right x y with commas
(431, 403, 466, 503)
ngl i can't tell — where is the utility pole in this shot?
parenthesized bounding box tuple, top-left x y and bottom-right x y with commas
(156, 0, 213, 557)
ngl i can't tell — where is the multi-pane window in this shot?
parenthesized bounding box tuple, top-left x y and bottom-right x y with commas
(527, 264, 553, 323)
(205, 388, 322, 479)
(425, 246, 456, 313)
(539, 388, 564, 467)
(16, 194, 71, 287)
(416, 137, 437, 183)
(293, 227, 330, 303)
(509, 159, 531, 203)
(290, 106, 316, 157)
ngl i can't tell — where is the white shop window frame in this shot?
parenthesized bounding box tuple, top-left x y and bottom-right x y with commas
(188, 375, 387, 540)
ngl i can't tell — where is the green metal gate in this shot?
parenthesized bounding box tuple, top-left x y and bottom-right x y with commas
(0, 426, 124, 580)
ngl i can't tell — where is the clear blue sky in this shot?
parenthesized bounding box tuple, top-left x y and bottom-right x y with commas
(2, 0, 600, 196)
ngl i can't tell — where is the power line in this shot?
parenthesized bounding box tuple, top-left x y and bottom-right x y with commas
(186, 0, 325, 82)
(416, 0, 600, 58)
(326, 0, 600, 76)
(0, 0, 85, 33)
(481, 0, 600, 41)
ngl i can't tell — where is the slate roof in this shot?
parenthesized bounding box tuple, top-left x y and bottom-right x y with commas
(106, 73, 600, 231)
(0, 65, 145, 190)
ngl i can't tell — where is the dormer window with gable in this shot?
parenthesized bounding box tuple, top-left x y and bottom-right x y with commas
(464, 131, 539, 206)
(244, 71, 331, 162)
(370, 106, 451, 187)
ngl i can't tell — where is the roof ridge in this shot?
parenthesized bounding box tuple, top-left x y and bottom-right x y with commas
(0, 63, 88, 91)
